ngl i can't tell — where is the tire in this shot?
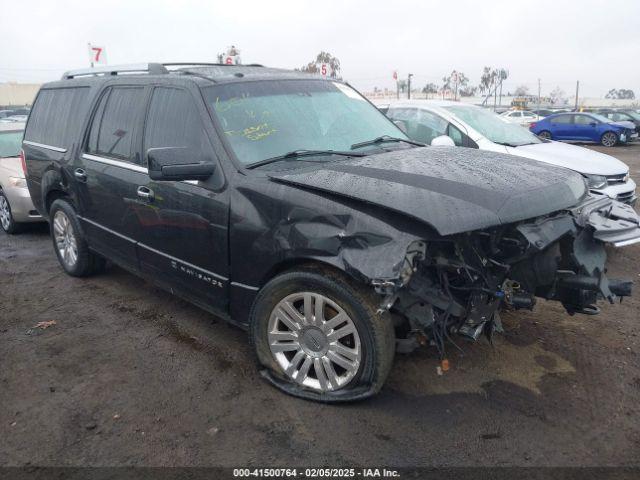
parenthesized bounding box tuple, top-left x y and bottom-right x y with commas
(49, 199, 105, 277)
(601, 131, 618, 147)
(249, 267, 396, 402)
(537, 130, 552, 140)
(0, 190, 23, 234)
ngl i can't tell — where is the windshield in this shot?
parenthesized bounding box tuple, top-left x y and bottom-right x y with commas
(203, 80, 405, 165)
(624, 111, 640, 121)
(444, 105, 541, 146)
(591, 113, 614, 123)
(0, 130, 23, 157)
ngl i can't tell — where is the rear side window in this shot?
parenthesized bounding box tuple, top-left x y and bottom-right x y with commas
(143, 87, 211, 160)
(552, 115, 572, 124)
(87, 87, 145, 162)
(25, 87, 90, 148)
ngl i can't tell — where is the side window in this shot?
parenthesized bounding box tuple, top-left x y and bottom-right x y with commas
(552, 115, 572, 124)
(86, 87, 145, 162)
(574, 115, 594, 125)
(143, 87, 212, 163)
(25, 87, 90, 148)
(447, 124, 464, 146)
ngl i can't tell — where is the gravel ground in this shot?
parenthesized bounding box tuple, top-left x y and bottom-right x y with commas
(1, 144, 639, 467)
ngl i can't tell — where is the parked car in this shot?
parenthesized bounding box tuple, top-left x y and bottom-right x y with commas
(385, 101, 636, 205)
(530, 112, 638, 147)
(1, 114, 28, 123)
(598, 110, 640, 135)
(23, 63, 640, 401)
(0, 110, 16, 119)
(0, 123, 43, 233)
(499, 109, 541, 126)
(532, 109, 554, 117)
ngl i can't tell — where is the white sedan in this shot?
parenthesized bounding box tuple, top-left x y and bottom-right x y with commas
(499, 109, 541, 127)
(385, 100, 637, 206)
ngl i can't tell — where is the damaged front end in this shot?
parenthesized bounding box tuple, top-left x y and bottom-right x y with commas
(377, 195, 640, 354)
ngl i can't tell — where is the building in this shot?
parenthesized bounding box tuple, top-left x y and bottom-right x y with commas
(0, 82, 41, 107)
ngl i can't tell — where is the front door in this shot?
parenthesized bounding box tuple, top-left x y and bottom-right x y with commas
(134, 86, 229, 310)
(73, 85, 148, 269)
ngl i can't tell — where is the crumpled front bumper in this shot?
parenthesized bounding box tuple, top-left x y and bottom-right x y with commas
(572, 195, 640, 247)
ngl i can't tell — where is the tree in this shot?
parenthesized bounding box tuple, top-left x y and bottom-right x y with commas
(479, 67, 508, 95)
(442, 70, 470, 100)
(514, 85, 529, 96)
(549, 86, 567, 106)
(605, 88, 635, 100)
(300, 51, 341, 79)
(460, 85, 477, 97)
(422, 82, 438, 95)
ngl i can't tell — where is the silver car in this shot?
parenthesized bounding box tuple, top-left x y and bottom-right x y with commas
(0, 123, 43, 233)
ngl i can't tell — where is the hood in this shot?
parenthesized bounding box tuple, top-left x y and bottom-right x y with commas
(610, 121, 636, 130)
(269, 147, 587, 236)
(505, 140, 629, 176)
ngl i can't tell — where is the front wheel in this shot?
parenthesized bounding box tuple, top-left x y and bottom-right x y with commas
(601, 131, 618, 147)
(250, 268, 395, 402)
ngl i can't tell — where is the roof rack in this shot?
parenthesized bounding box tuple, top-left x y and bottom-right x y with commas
(61, 62, 266, 80)
(61, 63, 169, 79)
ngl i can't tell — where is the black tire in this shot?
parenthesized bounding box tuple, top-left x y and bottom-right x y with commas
(0, 190, 23, 234)
(49, 199, 105, 277)
(249, 267, 396, 402)
(601, 131, 618, 147)
(537, 130, 552, 140)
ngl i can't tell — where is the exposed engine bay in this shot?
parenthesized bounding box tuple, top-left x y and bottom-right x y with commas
(375, 195, 640, 355)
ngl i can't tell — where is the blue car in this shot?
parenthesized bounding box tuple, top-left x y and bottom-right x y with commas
(530, 112, 637, 147)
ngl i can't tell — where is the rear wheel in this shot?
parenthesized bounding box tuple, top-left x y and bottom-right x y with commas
(49, 199, 105, 277)
(0, 190, 22, 234)
(537, 130, 552, 140)
(601, 131, 618, 147)
(250, 268, 395, 402)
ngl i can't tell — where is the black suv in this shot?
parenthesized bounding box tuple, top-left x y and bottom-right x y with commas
(23, 63, 640, 401)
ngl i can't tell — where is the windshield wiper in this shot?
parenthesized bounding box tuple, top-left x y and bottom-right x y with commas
(245, 149, 365, 169)
(350, 135, 424, 150)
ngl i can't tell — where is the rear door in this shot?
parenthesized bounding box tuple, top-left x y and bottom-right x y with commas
(72, 85, 148, 268)
(549, 114, 573, 139)
(134, 85, 229, 310)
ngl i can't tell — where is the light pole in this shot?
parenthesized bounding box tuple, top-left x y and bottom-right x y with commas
(407, 73, 413, 100)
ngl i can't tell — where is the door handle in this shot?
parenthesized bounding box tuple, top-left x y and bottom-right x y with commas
(74, 168, 87, 182)
(137, 186, 154, 201)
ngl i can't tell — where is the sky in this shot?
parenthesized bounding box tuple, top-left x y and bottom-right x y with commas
(1, 0, 639, 99)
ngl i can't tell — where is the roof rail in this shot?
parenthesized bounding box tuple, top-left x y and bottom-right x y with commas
(61, 63, 169, 79)
(162, 63, 265, 68)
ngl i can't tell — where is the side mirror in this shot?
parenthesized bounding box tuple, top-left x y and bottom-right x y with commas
(147, 147, 215, 181)
(393, 120, 408, 134)
(430, 135, 456, 147)
(589, 122, 597, 127)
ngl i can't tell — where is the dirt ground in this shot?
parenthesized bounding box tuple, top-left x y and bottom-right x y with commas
(1, 144, 639, 468)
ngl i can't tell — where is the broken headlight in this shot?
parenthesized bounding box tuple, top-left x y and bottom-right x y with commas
(584, 174, 607, 190)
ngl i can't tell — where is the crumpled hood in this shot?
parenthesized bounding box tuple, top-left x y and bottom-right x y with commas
(269, 147, 587, 236)
(611, 121, 636, 130)
(505, 140, 629, 176)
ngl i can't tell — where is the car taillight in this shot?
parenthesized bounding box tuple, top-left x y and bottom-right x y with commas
(19, 149, 27, 176)
(530, 122, 536, 130)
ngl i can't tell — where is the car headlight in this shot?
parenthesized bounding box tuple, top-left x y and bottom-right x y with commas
(584, 174, 607, 190)
(623, 173, 630, 183)
(8, 176, 27, 188)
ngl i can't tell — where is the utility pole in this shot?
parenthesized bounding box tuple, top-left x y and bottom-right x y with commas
(537, 78, 541, 111)
(407, 73, 413, 100)
(574, 80, 580, 111)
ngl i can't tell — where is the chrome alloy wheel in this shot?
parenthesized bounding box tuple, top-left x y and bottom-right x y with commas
(0, 195, 11, 231)
(602, 132, 617, 147)
(267, 292, 362, 392)
(53, 210, 78, 268)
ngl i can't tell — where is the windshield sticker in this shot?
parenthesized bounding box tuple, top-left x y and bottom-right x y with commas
(225, 122, 277, 141)
(332, 82, 365, 101)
